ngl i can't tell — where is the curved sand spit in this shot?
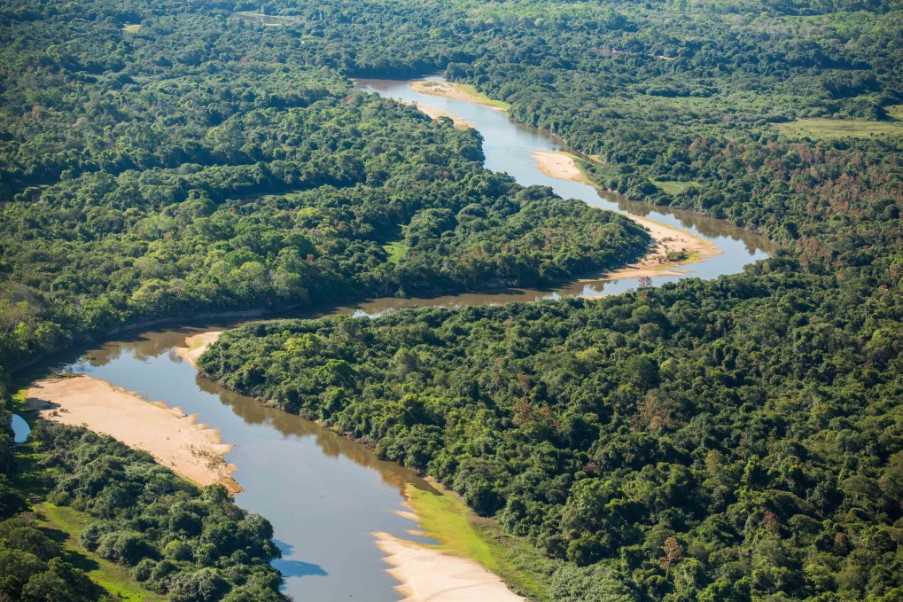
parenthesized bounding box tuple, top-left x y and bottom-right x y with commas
(410, 79, 504, 110)
(532, 149, 720, 279)
(173, 330, 222, 367)
(374, 531, 525, 602)
(25, 374, 239, 493)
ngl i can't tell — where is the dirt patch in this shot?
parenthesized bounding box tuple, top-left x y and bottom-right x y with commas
(373, 531, 525, 602)
(25, 375, 239, 493)
(532, 149, 720, 280)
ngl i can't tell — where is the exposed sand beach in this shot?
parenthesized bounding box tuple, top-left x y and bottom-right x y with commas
(173, 330, 222, 367)
(532, 149, 720, 279)
(412, 102, 473, 129)
(25, 374, 239, 492)
(373, 531, 525, 602)
(410, 79, 507, 110)
(533, 149, 586, 182)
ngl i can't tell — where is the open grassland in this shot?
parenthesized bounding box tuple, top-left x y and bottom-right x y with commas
(406, 483, 555, 601)
(232, 11, 303, 26)
(383, 240, 409, 264)
(775, 117, 903, 140)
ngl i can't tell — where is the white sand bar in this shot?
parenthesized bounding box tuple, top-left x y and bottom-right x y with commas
(532, 149, 720, 280)
(373, 531, 526, 602)
(25, 374, 239, 492)
(172, 330, 222, 368)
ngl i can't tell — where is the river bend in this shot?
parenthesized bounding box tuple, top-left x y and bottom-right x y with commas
(35, 78, 770, 601)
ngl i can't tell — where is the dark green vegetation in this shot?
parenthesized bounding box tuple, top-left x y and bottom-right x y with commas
(0, 0, 648, 375)
(192, 0, 896, 600)
(40, 423, 283, 601)
(203, 263, 902, 601)
(2, 0, 901, 600)
(0, 512, 106, 601)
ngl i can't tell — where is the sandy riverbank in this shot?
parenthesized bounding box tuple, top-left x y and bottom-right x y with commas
(25, 375, 239, 492)
(532, 149, 720, 279)
(413, 102, 473, 129)
(374, 531, 525, 602)
(533, 150, 586, 182)
(411, 80, 507, 110)
(173, 330, 222, 368)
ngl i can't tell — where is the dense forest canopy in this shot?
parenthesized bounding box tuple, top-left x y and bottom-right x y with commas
(204, 262, 901, 600)
(1, 0, 901, 600)
(0, 0, 664, 374)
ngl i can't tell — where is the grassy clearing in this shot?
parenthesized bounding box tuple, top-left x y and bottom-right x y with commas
(406, 483, 555, 601)
(35, 502, 166, 602)
(460, 0, 621, 23)
(651, 179, 700, 195)
(122, 24, 142, 33)
(383, 240, 408, 264)
(578, 155, 619, 182)
(887, 104, 903, 121)
(774, 117, 903, 140)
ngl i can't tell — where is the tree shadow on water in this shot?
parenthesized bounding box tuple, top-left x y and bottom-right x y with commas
(272, 558, 328, 578)
(272, 539, 328, 579)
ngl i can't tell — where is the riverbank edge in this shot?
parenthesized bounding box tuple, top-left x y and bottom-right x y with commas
(410, 79, 510, 111)
(190, 329, 552, 600)
(412, 101, 474, 129)
(22, 374, 240, 493)
(398, 478, 553, 600)
(374, 528, 527, 602)
(532, 149, 722, 279)
(173, 331, 224, 368)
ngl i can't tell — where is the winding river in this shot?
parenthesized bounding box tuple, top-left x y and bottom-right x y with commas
(32, 78, 770, 601)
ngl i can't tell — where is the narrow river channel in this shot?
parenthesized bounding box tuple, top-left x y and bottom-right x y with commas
(33, 78, 770, 601)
